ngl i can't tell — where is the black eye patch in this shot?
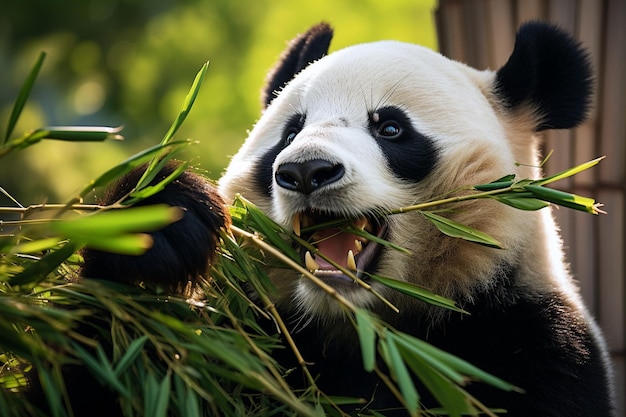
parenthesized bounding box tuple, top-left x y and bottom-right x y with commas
(368, 106, 439, 182)
(282, 113, 306, 146)
(253, 113, 306, 197)
(369, 106, 411, 141)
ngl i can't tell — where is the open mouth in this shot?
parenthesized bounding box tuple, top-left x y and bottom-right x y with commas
(293, 210, 388, 282)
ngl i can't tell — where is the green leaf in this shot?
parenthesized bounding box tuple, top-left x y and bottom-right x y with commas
(4, 51, 46, 144)
(9, 237, 63, 254)
(9, 240, 81, 286)
(490, 195, 550, 211)
(70, 233, 153, 255)
(383, 333, 419, 414)
(534, 156, 604, 186)
(421, 211, 503, 249)
(184, 388, 201, 417)
(74, 140, 192, 201)
(135, 62, 209, 193)
(35, 361, 65, 417)
(395, 332, 517, 393)
(523, 184, 601, 214)
(368, 274, 466, 313)
(161, 61, 209, 146)
(234, 195, 300, 262)
(114, 336, 148, 376)
(473, 175, 516, 191)
(51, 205, 182, 237)
(399, 349, 471, 417)
(355, 309, 377, 371)
(154, 374, 172, 417)
(125, 159, 190, 205)
(38, 125, 123, 142)
(72, 343, 130, 397)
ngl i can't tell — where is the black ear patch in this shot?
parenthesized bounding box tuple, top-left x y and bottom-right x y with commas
(262, 22, 333, 108)
(495, 21, 593, 131)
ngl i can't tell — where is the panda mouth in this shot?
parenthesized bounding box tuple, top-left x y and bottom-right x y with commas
(293, 211, 388, 282)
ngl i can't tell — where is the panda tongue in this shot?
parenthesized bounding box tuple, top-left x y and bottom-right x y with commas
(314, 228, 359, 270)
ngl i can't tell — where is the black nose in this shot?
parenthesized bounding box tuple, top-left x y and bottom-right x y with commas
(275, 159, 345, 195)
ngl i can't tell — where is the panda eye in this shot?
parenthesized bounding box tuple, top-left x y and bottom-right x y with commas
(282, 113, 306, 146)
(284, 129, 299, 145)
(369, 107, 410, 141)
(377, 120, 402, 139)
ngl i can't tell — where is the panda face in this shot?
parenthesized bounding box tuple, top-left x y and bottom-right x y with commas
(219, 21, 593, 323)
(219, 40, 528, 320)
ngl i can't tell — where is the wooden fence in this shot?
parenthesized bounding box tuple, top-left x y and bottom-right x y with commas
(435, 0, 625, 414)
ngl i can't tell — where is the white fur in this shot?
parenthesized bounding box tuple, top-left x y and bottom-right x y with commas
(219, 40, 585, 320)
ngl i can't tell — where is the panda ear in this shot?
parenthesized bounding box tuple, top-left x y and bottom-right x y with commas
(494, 21, 593, 131)
(262, 22, 333, 108)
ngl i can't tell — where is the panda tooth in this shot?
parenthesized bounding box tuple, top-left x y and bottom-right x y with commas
(293, 214, 301, 236)
(305, 251, 319, 272)
(354, 218, 367, 231)
(347, 250, 357, 271)
(354, 239, 363, 253)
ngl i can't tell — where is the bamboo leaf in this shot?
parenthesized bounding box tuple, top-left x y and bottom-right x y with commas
(72, 343, 131, 397)
(37, 125, 123, 142)
(51, 205, 182, 237)
(421, 212, 503, 249)
(154, 374, 172, 417)
(490, 195, 550, 211)
(355, 309, 377, 372)
(9, 241, 81, 285)
(395, 332, 516, 393)
(523, 184, 601, 214)
(534, 157, 604, 186)
(473, 175, 516, 191)
(9, 237, 63, 254)
(383, 333, 419, 414)
(234, 196, 300, 262)
(184, 389, 201, 417)
(71, 233, 153, 255)
(75, 140, 192, 200)
(114, 336, 148, 376)
(161, 62, 209, 146)
(125, 159, 190, 205)
(399, 350, 470, 417)
(368, 274, 466, 313)
(134, 62, 209, 193)
(4, 51, 46, 144)
(36, 362, 66, 417)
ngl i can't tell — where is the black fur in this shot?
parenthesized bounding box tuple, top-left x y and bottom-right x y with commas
(262, 23, 333, 108)
(81, 161, 228, 291)
(494, 21, 593, 131)
(275, 269, 614, 416)
(368, 106, 439, 182)
(253, 113, 306, 197)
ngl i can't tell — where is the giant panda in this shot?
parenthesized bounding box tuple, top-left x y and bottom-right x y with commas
(28, 21, 615, 417)
(216, 21, 615, 416)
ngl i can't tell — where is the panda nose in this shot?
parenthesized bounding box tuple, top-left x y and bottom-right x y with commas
(275, 159, 345, 195)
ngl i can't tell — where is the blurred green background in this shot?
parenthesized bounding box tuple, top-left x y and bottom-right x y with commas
(0, 0, 437, 204)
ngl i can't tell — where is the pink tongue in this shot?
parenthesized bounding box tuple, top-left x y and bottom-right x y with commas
(314, 229, 358, 270)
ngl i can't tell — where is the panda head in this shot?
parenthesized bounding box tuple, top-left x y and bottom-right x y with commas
(219, 22, 592, 322)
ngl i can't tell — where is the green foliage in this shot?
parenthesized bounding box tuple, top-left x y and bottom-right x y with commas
(1, 40, 605, 417)
(0, 0, 438, 202)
